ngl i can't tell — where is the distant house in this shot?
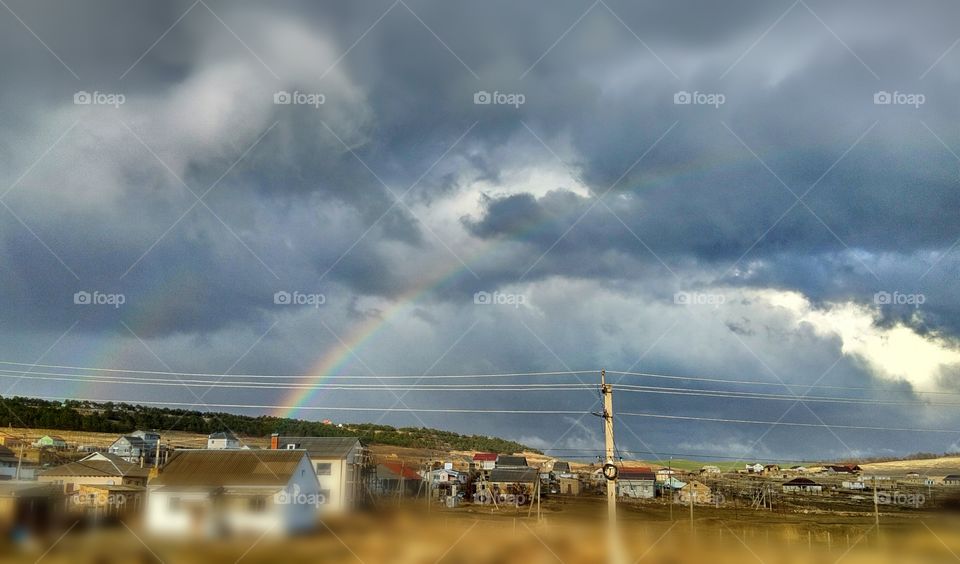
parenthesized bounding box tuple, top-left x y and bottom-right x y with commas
(943, 475, 960, 486)
(495, 455, 528, 468)
(0, 436, 21, 448)
(109, 431, 160, 464)
(745, 463, 764, 474)
(782, 477, 823, 494)
(677, 480, 713, 504)
(0, 445, 35, 480)
(655, 469, 677, 482)
(484, 467, 538, 499)
(270, 435, 366, 512)
(375, 463, 421, 496)
(558, 476, 581, 495)
(206, 431, 240, 450)
(147, 449, 319, 537)
(825, 464, 862, 475)
(38, 452, 148, 517)
(551, 461, 572, 475)
(762, 464, 781, 476)
(471, 453, 497, 471)
(842, 480, 866, 490)
(618, 467, 656, 499)
(700, 465, 721, 475)
(35, 435, 67, 450)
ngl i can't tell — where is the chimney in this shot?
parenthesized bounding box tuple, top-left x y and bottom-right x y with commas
(270, 433, 279, 450)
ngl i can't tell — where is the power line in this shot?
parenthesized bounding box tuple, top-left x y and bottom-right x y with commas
(0, 360, 595, 380)
(616, 411, 960, 434)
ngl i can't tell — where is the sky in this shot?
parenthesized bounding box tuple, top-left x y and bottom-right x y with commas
(1, 0, 959, 463)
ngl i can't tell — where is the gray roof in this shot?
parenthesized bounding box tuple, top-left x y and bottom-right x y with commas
(495, 455, 528, 468)
(152, 450, 305, 487)
(39, 453, 150, 479)
(207, 431, 238, 440)
(274, 436, 362, 458)
(490, 467, 538, 483)
(552, 462, 570, 473)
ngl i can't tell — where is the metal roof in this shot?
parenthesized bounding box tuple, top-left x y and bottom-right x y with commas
(495, 455, 528, 468)
(39, 454, 150, 479)
(151, 449, 306, 487)
(489, 467, 538, 483)
(274, 436, 362, 458)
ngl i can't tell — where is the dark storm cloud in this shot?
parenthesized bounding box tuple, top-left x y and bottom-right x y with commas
(1, 0, 959, 458)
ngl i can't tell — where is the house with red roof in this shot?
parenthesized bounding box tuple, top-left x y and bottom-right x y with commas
(375, 462, 422, 497)
(471, 453, 497, 471)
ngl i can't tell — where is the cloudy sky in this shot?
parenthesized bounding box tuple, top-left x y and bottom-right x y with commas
(1, 0, 959, 462)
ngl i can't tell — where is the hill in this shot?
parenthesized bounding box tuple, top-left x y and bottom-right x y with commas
(0, 396, 538, 454)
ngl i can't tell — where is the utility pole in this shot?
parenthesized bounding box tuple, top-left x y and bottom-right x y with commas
(600, 369, 621, 563)
(668, 456, 673, 521)
(872, 476, 880, 541)
(15, 439, 24, 480)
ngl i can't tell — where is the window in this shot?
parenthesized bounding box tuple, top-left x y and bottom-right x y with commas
(315, 463, 332, 476)
(168, 497, 180, 510)
(286, 444, 297, 450)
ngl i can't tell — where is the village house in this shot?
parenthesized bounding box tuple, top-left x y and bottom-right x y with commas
(655, 468, 677, 482)
(551, 461, 573, 477)
(943, 474, 960, 486)
(699, 465, 721, 476)
(617, 467, 656, 499)
(558, 476, 581, 495)
(825, 464, 862, 475)
(0, 436, 21, 448)
(206, 431, 241, 450)
(0, 445, 36, 480)
(38, 452, 149, 517)
(762, 464, 781, 477)
(471, 453, 497, 473)
(270, 435, 366, 513)
(782, 477, 824, 494)
(147, 449, 319, 537)
(375, 462, 422, 497)
(677, 480, 713, 504)
(35, 435, 67, 450)
(482, 466, 538, 501)
(745, 463, 764, 474)
(842, 480, 866, 490)
(108, 431, 160, 465)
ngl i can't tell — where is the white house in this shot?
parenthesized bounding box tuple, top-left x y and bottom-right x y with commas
(270, 435, 365, 513)
(206, 431, 240, 450)
(745, 463, 764, 474)
(147, 450, 319, 537)
(618, 467, 656, 499)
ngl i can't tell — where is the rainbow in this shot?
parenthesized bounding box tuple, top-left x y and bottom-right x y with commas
(277, 147, 764, 418)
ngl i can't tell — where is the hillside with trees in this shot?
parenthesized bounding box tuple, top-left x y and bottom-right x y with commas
(0, 396, 537, 454)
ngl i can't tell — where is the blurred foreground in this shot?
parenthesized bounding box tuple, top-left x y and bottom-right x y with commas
(4, 500, 959, 564)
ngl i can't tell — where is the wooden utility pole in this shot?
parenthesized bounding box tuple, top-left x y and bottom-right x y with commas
(872, 476, 880, 541)
(602, 369, 616, 528)
(600, 369, 622, 563)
